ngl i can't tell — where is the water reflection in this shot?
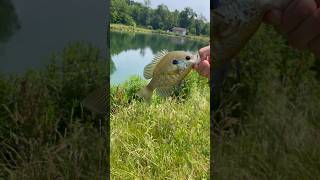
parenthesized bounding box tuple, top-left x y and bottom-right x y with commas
(110, 31, 206, 56)
(110, 31, 207, 85)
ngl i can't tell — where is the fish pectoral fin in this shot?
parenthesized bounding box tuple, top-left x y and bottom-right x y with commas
(156, 86, 175, 97)
(81, 87, 108, 114)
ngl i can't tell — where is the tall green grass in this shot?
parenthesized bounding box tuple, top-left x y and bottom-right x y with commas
(213, 24, 320, 179)
(110, 72, 210, 179)
(0, 42, 107, 179)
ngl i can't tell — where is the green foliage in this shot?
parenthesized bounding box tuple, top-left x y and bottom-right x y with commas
(213, 24, 320, 179)
(110, 0, 209, 36)
(111, 76, 147, 109)
(110, 72, 210, 178)
(0, 42, 107, 179)
(178, 7, 197, 30)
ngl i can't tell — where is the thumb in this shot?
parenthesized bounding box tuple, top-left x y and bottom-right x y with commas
(193, 63, 199, 69)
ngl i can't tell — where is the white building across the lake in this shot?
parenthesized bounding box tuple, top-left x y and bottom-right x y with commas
(172, 27, 187, 36)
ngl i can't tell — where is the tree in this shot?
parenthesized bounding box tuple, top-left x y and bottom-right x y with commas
(172, 10, 180, 28)
(111, 0, 130, 23)
(110, 0, 209, 36)
(194, 19, 202, 35)
(143, 0, 151, 7)
(151, 4, 170, 30)
(178, 7, 197, 31)
(201, 23, 209, 36)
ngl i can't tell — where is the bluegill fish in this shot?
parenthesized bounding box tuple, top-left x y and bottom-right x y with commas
(212, 0, 291, 92)
(80, 50, 200, 113)
(137, 50, 200, 103)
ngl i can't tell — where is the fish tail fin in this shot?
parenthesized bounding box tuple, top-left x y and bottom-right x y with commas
(136, 87, 153, 103)
(81, 87, 108, 114)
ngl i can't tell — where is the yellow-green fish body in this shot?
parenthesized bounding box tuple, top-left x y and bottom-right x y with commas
(137, 50, 200, 103)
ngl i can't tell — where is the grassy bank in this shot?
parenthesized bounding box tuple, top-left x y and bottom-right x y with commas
(110, 24, 209, 42)
(213, 24, 320, 179)
(110, 73, 210, 179)
(0, 42, 107, 179)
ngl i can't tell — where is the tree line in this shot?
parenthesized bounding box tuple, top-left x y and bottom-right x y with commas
(111, 0, 210, 36)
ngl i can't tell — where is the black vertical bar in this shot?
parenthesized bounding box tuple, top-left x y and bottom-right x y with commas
(210, 1, 214, 178)
(106, 0, 111, 178)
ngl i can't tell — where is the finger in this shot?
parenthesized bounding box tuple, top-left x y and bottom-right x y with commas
(309, 35, 320, 58)
(263, 9, 285, 34)
(198, 62, 207, 74)
(282, 0, 318, 34)
(193, 63, 199, 69)
(203, 67, 210, 78)
(288, 9, 320, 50)
(193, 63, 202, 72)
(204, 69, 210, 79)
(199, 46, 210, 60)
(195, 62, 206, 77)
(200, 60, 210, 77)
(202, 71, 209, 79)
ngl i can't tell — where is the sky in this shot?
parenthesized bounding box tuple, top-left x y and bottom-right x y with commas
(133, 0, 210, 22)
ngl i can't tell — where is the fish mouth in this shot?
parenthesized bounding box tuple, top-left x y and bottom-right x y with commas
(193, 54, 201, 64)
(175, 54, 200, 70)
(175, 59, 197, 70)
(176, 59, 193, 70)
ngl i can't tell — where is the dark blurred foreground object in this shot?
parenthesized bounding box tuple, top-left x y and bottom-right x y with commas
(0, 0, 21, 42)
(82, 86, 108, 115)
(211, 0, 220, 9)
(211, 0, 291, 109)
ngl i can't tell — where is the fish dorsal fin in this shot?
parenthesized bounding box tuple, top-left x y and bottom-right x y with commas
(143, 49, 168, 79)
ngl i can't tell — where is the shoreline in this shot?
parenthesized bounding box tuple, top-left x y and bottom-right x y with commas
(110, 24, 209, 42)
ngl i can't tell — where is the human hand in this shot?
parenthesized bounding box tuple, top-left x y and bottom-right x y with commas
(263, 0, 320, 57)
(194, 45, 210, 79)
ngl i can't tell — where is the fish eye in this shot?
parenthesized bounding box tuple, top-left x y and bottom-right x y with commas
(172, 60, 178, 64)
(186, 56, 191, 60)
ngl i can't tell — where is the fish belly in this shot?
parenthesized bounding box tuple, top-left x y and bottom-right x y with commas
(152, 69, 191, 89)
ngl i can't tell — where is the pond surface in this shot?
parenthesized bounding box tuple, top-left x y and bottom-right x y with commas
(110, 31, 208, 85)
(0, 0, 107, 74)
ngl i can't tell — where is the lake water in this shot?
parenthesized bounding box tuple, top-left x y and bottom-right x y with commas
(110, 31, 208, 85)
(0, 0, 107, 74)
